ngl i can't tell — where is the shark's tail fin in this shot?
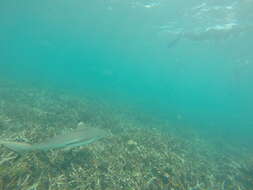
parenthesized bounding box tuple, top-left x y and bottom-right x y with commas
(0, 141, 33, 153)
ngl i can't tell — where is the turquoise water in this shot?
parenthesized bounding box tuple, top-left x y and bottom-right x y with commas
(1, 0, 253, 145)
(1, 1, 253, 189)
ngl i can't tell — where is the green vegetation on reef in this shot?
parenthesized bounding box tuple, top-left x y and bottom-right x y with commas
(0, 81, 253, 190)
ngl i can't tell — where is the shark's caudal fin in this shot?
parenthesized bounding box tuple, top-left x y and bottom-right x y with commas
(0, 141, 33, 153)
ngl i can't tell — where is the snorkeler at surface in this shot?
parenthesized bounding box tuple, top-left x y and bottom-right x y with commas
(167, 22, 251, 48)
(166, 0, 253, 48)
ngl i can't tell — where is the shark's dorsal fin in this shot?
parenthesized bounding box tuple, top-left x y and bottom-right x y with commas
(76, 122, 89, 130)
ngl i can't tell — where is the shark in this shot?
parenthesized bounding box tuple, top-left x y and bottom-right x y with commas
(0, 124, 108, 153)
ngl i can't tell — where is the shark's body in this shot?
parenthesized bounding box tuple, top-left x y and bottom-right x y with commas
(0, 126, 108, 153)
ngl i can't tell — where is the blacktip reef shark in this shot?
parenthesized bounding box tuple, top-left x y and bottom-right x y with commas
(0, 123, 108, 153)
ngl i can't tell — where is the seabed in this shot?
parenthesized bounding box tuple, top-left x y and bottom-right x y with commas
(0, 80, 253, 190)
